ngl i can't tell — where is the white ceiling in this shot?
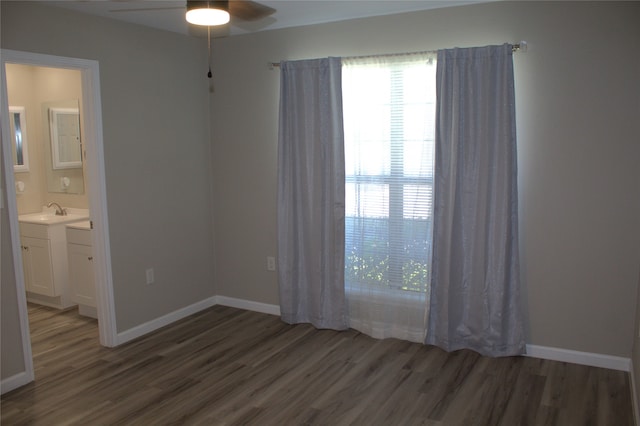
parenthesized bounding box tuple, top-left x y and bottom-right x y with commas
(40, 0, 491, 37)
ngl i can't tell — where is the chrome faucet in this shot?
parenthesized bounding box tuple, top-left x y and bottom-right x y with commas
(47, 202, 67, 216)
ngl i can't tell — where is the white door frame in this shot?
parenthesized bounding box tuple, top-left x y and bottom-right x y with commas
(1, 49, 117, 390)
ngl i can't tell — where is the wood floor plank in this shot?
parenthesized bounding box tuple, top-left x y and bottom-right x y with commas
(498, 368, 547, 426)
(1, 304, 634, 425)
(438, 358, 511, 425)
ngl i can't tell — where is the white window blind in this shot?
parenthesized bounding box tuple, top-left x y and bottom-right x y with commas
(342, 53, 436, 341)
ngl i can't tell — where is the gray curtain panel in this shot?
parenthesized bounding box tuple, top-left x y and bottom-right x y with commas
(277, 57, 349, 330)
(426, 44, 525, 356)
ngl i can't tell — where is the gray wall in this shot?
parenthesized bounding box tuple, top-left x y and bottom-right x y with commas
(1, 0, 216, 346)
(210, 1, 640, 357)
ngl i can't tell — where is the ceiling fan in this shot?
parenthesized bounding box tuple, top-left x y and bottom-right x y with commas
(110, 0, 276, 25)
(110, 1, 276, 78)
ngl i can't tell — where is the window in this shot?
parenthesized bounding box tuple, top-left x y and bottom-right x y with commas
(343, 54, 436, 295)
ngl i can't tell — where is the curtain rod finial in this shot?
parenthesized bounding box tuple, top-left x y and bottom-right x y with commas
(514, 40, 528, 52)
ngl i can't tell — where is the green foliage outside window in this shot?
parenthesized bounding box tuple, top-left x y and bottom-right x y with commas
(345, 225, 430, 293)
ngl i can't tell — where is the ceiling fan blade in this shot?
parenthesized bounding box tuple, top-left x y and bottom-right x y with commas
(229, 0, 275, 21)
(110, 7, 183, 13)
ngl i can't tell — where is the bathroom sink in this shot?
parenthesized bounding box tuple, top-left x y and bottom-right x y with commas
(19, 212, 89, 225)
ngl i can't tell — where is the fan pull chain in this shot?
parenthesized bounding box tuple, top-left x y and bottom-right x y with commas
(207, 25, 212, 78)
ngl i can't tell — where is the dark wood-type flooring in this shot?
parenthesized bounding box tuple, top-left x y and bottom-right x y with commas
(1, 303, 635, 425)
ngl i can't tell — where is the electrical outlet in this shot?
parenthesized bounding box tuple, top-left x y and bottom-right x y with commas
(145, 268, 154, 284)
(266, 256, 276, 271)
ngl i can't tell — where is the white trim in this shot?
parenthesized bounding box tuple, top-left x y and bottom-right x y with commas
(525, 344, 631, 372)
(1, 51, 35, 393)
(115, 296, 218, 345)
(1, 49, 116, 395)
(78, 56, 118, 347)
(0, 372, 32, 395)
(631, 359, 640, 426)
(215, 295, 281, 316)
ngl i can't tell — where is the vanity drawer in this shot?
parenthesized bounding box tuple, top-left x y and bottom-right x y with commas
(19, 223, 49, 239)
(66, 227, 92, 246)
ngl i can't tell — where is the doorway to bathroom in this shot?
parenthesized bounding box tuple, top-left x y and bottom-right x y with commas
(1, 49, 117, 390)
(7, 65, 94, 308)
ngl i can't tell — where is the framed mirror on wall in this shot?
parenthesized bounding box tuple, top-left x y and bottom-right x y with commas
(9, 106, 29, 172)
(42, 99, 85, 194)
(49, 107, 82, 170)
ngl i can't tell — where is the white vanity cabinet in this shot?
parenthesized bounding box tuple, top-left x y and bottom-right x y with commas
(66, 221, 96, 313)
(19, 208, 90, 309)
(19, 222, 70, 300)
(21, 234, 55, 295)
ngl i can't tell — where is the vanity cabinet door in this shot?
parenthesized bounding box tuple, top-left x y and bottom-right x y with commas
(22, 237, 55, 296)
(67, 243, 96, 307)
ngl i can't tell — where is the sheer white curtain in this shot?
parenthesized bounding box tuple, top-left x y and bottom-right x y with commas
(277, 57, 349, 330)
(342, 53, 436, 342)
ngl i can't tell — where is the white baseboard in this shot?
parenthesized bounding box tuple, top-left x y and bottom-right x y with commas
(1, 371, 32, 395)
(115, 296, 217, 345)
(526, 344, 631, 372)
(115, 298, 630, 373)
(113, 295, 278, 346)
(215, 295, 280, 316)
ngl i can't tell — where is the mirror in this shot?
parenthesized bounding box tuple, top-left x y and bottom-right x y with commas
(49, 107, 82, 169)
(43, 100, 85, 194)
(9, 106, 29, 172)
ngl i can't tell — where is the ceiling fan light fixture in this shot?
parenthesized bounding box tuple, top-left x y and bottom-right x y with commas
(186, 1, 230, 26)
